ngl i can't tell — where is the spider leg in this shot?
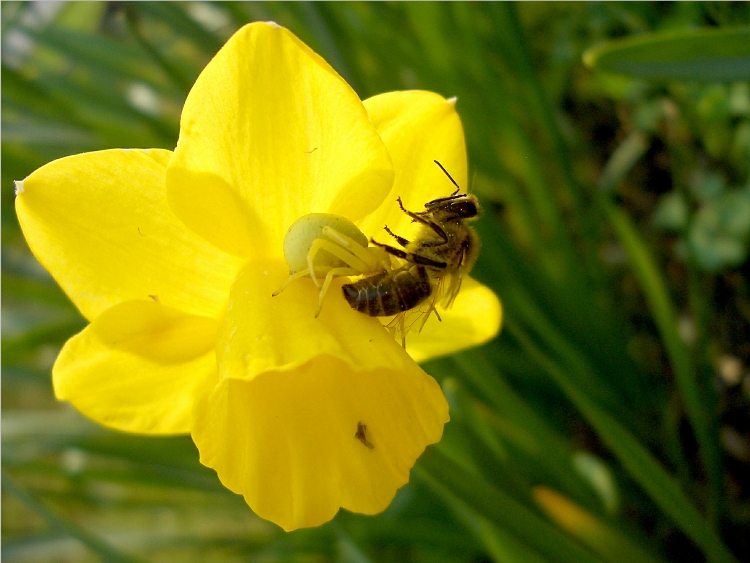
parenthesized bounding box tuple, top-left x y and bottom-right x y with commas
(321, 227, 385, 271)
(272, 268, 315, 296)
(315, 267, 359, 317)
(307, 237, 370, 287)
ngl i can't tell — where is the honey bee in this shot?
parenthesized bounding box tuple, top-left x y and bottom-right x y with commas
(341, 160, 481, 343)
(273, 160, 479, 346)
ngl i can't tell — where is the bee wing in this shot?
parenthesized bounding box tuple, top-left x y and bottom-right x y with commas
(440, 256, 467, 309)
(385, 289, 441, 345)
(441, 228, 480, 308)
(441, 273, 462, 308)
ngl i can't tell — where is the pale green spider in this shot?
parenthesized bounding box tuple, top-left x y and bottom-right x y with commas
(272, 213, 393, 317)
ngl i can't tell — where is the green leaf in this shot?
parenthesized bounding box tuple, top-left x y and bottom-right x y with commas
(603, 201, 722, 497)
(2, 470, 150, 563)
(134, 2, 225, 55)
(597, 131, 649, 193)
(652, 191, 689, 232)
(688, 189, 750, 271)
(417, 448, 607, 563)
(446, 352, 609, 514)
(26, 27, 170, 87)
(508, 320, 738, 563)
(584, 28, 750, 81)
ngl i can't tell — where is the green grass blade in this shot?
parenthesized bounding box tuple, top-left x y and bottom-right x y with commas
(584, 27, 750, 81)
(417, 448, 607, 563)
(2, 470, 150, 563)
(123, 5, 195, 94)
(602, 199, 722, 521)
(426, 473, 553, 563)
(449, 352, 612, 513)
(134, 2, 225, 55)
(508, 320, 738, 563)
(26, 27, 170, 87)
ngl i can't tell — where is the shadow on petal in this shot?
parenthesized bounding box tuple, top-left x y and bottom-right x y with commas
(91, 299, 218, 364)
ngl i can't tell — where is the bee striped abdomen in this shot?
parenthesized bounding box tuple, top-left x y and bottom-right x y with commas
(342, 266, 432, 317)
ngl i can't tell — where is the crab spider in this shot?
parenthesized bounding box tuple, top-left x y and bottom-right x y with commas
(273, 213, 392, 317)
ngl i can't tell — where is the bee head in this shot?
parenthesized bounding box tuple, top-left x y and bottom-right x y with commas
(445, 196, 479, 219)
(425, 193, 480, 220)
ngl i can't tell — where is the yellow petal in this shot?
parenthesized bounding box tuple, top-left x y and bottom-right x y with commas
(193, 367, 445, 531)
(90, 300, 218, 364)
(192, 260, 449, 530)
(219, 260, 420, 378)
(15, 149, 243, 321)
(167, 22, 393, 259)
(54, 302, 219, 435)
(359, 91, 467, 239)
(404, 277, 502, 363)
(358, 92, 500, 359)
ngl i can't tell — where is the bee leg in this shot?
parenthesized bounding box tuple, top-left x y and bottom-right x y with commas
(370, 239, 447, 269)
(418, 227, 449, 247)
(410, 254, 447, 268)
(370, 240, 407, 259)
(396, 196, 429, 221)
(383, 225, 410, 247)
(307, 237, 371, 287)
(416, 295, 442, 334)
(398, 314, 406, 348)
(396, 198, 449, 244)
(315, 267, 358, 317)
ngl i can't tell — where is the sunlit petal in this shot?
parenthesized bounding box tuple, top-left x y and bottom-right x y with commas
(15, 149, 243, 321)
(404, 277, 502, 363)
(358, 92, 500, 358)
(167, 22, 393, 259)
(218, 260, 419, 378)
(54, 301, 219, 434)
(360, 91, 467, 239)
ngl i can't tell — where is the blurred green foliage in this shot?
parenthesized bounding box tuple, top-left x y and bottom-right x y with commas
(3, 2, 750, 563)
(583, 27, 750, 81)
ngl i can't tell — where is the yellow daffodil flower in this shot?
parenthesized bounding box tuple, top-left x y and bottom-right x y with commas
(15, 22, 501, 531)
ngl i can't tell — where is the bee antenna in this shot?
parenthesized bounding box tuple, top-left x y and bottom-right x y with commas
(433, 160, 460, 195)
